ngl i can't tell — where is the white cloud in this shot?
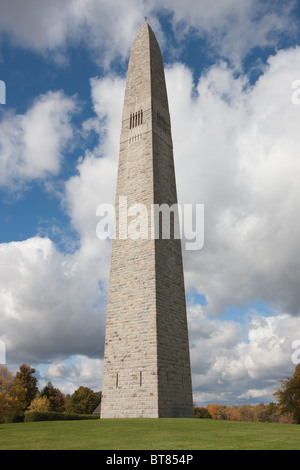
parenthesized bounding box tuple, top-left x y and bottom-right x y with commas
(63, 74, 125, 286)
(166, 46, 300, 316)
(0, 0, 145, 66)
(188, 304, 300, 404)
(0, 0, 75, 51)
(1, 2, 300, 402)
(151, 0, 296, 67)
(0, 237, 106, 365)
(0, 91, 76, 190)
(0, 75, 125, 390)
(66, 75, 125, 226)
(0, 75, 126, 383)
(238, 389, 270, 400)
(43, 356, 103, 394)
(47, 360, 72, 379)
(0, 1, 296, 67)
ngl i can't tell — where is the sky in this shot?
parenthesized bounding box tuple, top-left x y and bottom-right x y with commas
(1, 0, 300, 406)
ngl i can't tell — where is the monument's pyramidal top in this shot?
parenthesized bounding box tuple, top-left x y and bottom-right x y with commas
(123, 20, 169, 120)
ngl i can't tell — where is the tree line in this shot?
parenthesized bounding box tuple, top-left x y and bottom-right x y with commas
(194, 363, 300, 424)
(0, 364, 101, 423)
(1, 363, 299, 424)
(194, 402, 293, 423)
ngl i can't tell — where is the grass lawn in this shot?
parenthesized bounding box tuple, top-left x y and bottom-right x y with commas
(1, 418, 300, 450)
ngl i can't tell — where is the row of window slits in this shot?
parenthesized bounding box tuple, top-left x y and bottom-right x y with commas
(129, 111, 169, 131)
(129, 133, 142, 143)
(115, 372, 185, 388)
(130, 110, 143, 129)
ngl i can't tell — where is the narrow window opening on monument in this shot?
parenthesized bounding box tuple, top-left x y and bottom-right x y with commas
(116, 373, 119, 388)
(170, 211, 175, 240)
(140, 371, 142, 387)
(130, 110, 143, 129)
(159, 211, 163, 239)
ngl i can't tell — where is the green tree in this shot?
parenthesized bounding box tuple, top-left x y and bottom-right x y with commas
(265, 402, 281, 423)
(194, 406, 212, 419)
(69, 386, 101, 414)
(14, 364, 38, 411)
(41, 382, 65, 412)
(26, 395, 51, 413)
(274, 363, 300, 424)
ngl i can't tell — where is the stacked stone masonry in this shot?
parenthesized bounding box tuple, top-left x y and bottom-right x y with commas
(100, 22, 193, 418)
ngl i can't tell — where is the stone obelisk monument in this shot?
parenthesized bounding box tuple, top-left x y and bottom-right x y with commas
(100, 21, 193, 418)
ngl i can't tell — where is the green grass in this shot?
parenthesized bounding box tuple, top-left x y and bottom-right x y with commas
(1, 418, 300, 450)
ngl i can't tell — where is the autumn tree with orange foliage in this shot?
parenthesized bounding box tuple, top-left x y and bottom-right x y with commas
(206, 404, 228, 420)
(15, 364, 38, 412)
(225, 405, 241, 421)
